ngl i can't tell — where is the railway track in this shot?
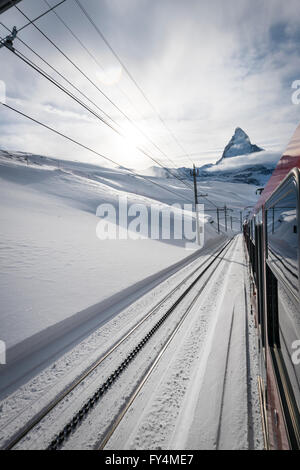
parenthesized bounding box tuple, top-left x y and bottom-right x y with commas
(97, 237, 238, 450)
(104, 234, 264, 451)
(4, 237, 235, 450)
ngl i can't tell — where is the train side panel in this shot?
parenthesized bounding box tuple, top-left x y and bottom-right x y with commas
(245, 123, 300, 450)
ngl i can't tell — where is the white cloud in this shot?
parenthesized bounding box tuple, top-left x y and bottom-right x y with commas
(206, 150, 283, 173)
(0, 0, 300, 168)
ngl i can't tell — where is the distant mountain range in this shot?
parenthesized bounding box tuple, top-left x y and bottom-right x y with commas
(1, 126, 281, 188)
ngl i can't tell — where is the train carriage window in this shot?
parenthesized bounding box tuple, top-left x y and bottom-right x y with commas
(278, 283, 300, 414)
(266, 177, 300, 444)
(251, 219, 255, 241)
(256, 209, 263, 225)
(267, 189, 298, 299)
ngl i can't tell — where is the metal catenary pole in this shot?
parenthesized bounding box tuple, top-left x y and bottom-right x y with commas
(193, 164, 201, 245)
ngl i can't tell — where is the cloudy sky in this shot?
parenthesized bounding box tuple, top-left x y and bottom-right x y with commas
(0, 0, 300, 169)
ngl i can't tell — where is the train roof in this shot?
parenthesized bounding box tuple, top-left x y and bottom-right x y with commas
(252, 123, 300, 215)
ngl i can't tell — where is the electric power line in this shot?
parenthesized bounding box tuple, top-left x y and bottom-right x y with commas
(44, 0, 191, 179)
(0, 3, 226, 228)
(17, 0, 67, 33)
(0, 21, 124, 131)
(3, 2, 232, 218)
(0, 33, 191, 193)
(1, 101, 195, 204)
(42, 0, 147, 122)
(11, 4, 194, 190)
(0, 44, 214, 211)
(8, 41, 193, 192)
(73, 0, 195, 167)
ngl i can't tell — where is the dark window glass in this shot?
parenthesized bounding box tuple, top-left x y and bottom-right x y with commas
(251, 219, 255, 241)
(267, 184, 300, 416)
(278, 283, 300, 413)
(267, 190, 298, 298)
(256, 210, 263, 225)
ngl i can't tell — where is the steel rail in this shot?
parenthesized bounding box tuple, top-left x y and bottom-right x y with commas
(4, 238, 232, 450)
(96, 238, 236, 450)
(48, 238, 234, 450)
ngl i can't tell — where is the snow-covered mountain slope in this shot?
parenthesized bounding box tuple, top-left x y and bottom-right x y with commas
(0, 149, 263, 396)
(217, 127, 263, 163)
(1, 150, 243, 364)
(141, 166, 172, 178)
(198, 149, 281, 186)
(149, 147, 281, 187)
(144, 127, 280, 187)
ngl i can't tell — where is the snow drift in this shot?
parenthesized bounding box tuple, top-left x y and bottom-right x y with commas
(0, 150, 232, 380)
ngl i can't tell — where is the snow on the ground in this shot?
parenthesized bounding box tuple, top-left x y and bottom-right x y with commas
(105, 236, 263, 450)
(0, 150, 260, 390)
(0, 153, 237, 365)
(106, 236, 264, 450)
(0, 234, 264, 450)
(0, 236, 228, 449)
(196, 148, 281, 186)
(0, 149, 265, 450)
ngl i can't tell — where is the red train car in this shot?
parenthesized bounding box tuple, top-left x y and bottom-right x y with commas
(245, 124, 300, 450)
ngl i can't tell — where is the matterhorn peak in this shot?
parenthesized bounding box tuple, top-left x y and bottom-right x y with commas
(217, 127, 263, 164)
(234, 127, 249, 139)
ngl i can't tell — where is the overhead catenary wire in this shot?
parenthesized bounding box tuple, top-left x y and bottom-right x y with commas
(42, 0, 147, 123)
(43, 0, 191, 179)
(11, 4, 194, 190)
(16, 0, 67, 33)
(201, 196, 219, 209)
(2, 2, 230, 223)
(1, 24, 188, 188)
(74, 0, 195, 167)
(4, 41, 193, 194)
(0, 21, 125, 132)
(0, 35, 190, 192)
(14, 4, 150, 133)
(0, 37, 217, 212)
(0, 34, 127, 134)
(43, 0, 104, 72)
(1, 101, 195, 204)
